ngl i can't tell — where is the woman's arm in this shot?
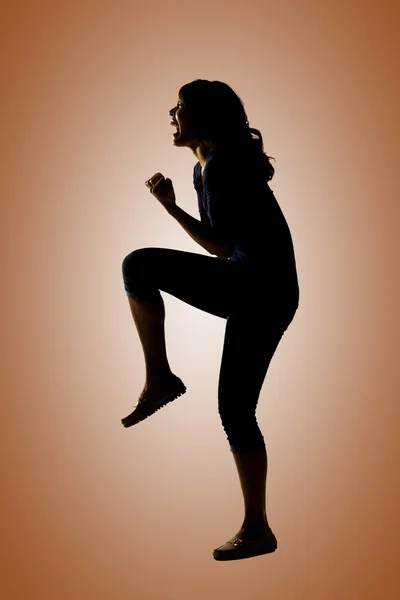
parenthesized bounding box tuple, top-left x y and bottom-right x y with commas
(166, 204, 235, 260)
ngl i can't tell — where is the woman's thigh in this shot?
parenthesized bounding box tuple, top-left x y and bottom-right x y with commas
(217, 301, 296, 418)
(122, 247, 251, 319)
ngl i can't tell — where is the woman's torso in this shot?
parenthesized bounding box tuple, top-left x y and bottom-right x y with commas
(194, 151, 300, 306)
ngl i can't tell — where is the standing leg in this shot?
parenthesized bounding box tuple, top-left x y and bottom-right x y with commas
(232, 447, 270, 535)
(213, 309, 289, 559)
(213, 445, 279, 560)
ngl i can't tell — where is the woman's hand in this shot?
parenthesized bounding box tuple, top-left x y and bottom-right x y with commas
(145, 173, 176, 212)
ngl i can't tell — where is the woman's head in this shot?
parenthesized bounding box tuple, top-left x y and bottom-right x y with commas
(175, 79, 275, 182)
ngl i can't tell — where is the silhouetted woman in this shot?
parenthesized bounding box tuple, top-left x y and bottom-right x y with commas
(121, 79, 300, 561)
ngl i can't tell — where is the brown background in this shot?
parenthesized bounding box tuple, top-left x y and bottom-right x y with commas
(1, 0, 399, 598)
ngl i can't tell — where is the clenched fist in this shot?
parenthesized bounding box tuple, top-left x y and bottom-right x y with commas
(145, 173, 176, 212)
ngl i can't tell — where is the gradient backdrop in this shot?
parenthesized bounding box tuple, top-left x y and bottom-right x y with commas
(1, 0, 399, 598)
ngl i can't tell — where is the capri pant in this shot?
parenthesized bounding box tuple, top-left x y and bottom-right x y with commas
(122, 247, 299, 453)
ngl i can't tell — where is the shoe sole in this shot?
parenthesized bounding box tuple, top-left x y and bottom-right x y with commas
(213, 544, 277, 561)
(121, 380, 187, 428)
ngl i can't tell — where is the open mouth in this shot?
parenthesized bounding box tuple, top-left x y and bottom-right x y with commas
(171, 120, 180, 137)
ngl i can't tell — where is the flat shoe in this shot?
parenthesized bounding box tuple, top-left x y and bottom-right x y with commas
(213, 527, 278, 561)
(121, 377, 187, 428)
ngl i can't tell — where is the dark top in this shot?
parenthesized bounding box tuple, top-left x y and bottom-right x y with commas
(193, 147, 300, 300)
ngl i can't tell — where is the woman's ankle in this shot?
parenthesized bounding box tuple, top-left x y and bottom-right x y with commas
(145, 370, 177, 388)
(241, 519, 270, 532)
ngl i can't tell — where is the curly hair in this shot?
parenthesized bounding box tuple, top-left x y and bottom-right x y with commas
(179, 79, 275, 182)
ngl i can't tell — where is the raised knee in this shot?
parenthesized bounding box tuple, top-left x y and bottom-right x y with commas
(122, 247, 148, 274)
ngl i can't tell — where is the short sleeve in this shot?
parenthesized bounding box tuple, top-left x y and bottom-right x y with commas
(193, 162, 201, 193)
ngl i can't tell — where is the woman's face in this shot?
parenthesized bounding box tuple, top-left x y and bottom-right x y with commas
(169, 96, 205, 148)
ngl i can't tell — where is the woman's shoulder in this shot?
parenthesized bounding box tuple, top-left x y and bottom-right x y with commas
(208, 150, 271, 191)
(195, 147, 273, 193)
